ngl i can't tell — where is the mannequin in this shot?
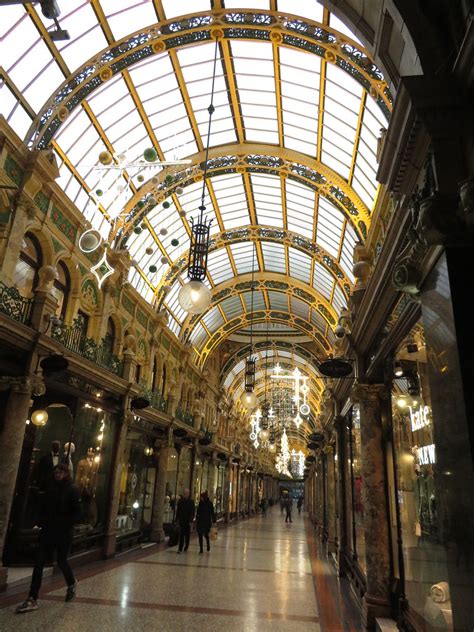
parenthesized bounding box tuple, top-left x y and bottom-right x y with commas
(75, 447, 99, 527)
(63, 442, 75, 478)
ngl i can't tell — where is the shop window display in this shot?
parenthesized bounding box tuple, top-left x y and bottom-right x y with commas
(163, 448, 179, 524)
(344, 406, 366, 573)
(7, 399, 116, 563)
(176, 446, 192, 497)
(116, 430, 156, 535)
(392, 348, 453, 630)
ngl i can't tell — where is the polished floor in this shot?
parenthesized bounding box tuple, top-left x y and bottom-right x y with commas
(0, 509, 359, 631)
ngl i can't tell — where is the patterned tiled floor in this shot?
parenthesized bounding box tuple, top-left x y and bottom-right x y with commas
(0, 509, 356, 631)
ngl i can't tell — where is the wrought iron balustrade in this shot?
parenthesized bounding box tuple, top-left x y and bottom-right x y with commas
(175, 406, 195, 427)
(138, 385, 168, 413)
(51, 318, 123, 376)
(0, 282, 33, 325)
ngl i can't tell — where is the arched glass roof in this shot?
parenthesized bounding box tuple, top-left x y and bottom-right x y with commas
(1, 0, 390, 356)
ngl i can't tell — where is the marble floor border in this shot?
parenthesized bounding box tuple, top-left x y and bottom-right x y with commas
(41, 594, 320, 623)
(136, 558, 313, 576)
(304, 517, 360, 632)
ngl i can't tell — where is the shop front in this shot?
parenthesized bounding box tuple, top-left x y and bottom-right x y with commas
(115, 415, 162, 545)
(389, 319, 469, 631)
(4, 376, 120, 565)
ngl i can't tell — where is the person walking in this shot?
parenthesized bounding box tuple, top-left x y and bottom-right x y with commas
(280, 495, 285, 515)
(297, 495, 303, 515)
(260, 497, 267, 517)
(283, 493, 293, 523)
(176, 488, 195, 553)
(16, 464, 82, 614)
(196, 491, 215, 553)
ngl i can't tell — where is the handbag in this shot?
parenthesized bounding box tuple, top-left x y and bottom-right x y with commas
(210, 526, 218, 541)
(415, 520, 421, 537)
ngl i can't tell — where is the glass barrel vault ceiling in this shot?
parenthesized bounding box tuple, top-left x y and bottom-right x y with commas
(1, 0, 389, 357)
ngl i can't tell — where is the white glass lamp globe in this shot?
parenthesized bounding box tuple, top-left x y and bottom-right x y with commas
(31, 409, 49, 427)
(178, 280, 211, 314)
(240, 390, 257, 409)
(259, 428, 269, 442)
(268, 442, 276, 452)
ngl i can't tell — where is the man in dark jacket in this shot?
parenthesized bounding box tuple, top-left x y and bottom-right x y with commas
(16, 464, 82, 613)
(176, 488, 195, 553)
(196, 491, 215, 553)
(37, 440, 62, 491)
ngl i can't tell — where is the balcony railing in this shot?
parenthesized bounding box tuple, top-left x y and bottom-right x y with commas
(0, 282, 33, 325)
(138, 385, 168, 413)
(175, 407, 195, 427)
(51, 318, 123, 376)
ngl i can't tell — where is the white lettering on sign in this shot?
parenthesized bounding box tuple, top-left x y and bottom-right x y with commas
(416, 444, 436, 465)
(410, 405, 430, 432)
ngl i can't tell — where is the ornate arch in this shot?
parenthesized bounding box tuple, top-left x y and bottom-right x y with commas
(181, 272, 339, 343)
(116, 144, 370, 245)
(28, 9, 392, 150)
(198, 310, 332, 369)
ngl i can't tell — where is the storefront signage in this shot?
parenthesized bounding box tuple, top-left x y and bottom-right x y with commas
(416, 443, 436, 465)
(409, 405, 430, 432)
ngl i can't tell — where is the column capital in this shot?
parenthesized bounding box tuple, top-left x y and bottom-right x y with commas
(351, 382, 388, 404)
(0, 375, 44, 396)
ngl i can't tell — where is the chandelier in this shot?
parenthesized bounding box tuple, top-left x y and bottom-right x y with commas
(271, 364, 310, 428)
(290, 449, 305, 478)
(275, 428, 291, 477)
(241, 239, 257, 409)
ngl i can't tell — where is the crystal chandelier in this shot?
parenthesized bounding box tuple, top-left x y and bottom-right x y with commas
(290, 449, 305, 478)
(275, 428, 291, 477)
(271, 364, 310, 428)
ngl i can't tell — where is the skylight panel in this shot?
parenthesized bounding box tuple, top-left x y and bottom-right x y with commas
(23, 62, 65, 111)
(225, 0, 270, 8)
(289, 249, 312, 283)
(206, 249, 235, 284)
(230, 243, 257, 275)
(352, 168, 377, 208)
(189, 323, 209, 349)
(243, 290, 266, 313)
(101, 0, 158, 40)
(277, 0, 324, 23)
(340, 225, 357, 282)
(202, 307, 225, 333)
(251, 174, 283, 228)
(5, 105, 33, 138)
(161, 0, 209, 18)
(329, 13, 363, 46)
(311, 309, 327, 333)
(165, 281, 186, 323)
(262, 242, 286, 273)
(268, 291, 287, 311)
(332, 284, 347, 313)
(291, 298, 309, 320)
(313, 262, 335, 300)
(315, 198, 344, 258)
(220, 296, 244, 320)
(286, 182, 315, 238)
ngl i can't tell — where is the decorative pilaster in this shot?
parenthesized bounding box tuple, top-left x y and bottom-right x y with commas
(324, 442, 337, 554)
(103, 411, 132, 557)
(206, 452, 218, 502)
(0, 377, 37, 590)
(333, 415, 348, 577)
(352, 383, 392, 629)
(150, 433, 173, 542)
(30, 265, 59, 331)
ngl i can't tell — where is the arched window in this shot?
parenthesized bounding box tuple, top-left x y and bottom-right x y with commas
(151, 357, 158, 391)
(51, 261, 70, 319)
(105, 317, 116, 352)
(161, 364, 167, 398)
(13, 233, 42, 298)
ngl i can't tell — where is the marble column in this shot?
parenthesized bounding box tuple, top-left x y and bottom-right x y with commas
(0, 377, 35, 590)
(325, 444, 337, 554)
(103, 412, 131, 558)
(206, 453, 218, 503)
(352, 383, 392, 629)
(334, 415, 348, 577)
(150, 443, 171, 542)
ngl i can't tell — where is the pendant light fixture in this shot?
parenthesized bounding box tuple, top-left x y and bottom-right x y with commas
(259, 319, 273, 443)
(178, 37, 220, 314)
(241, 243, 257, 409)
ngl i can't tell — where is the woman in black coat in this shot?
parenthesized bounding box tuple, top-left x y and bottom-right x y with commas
(196, 491, 215, 553)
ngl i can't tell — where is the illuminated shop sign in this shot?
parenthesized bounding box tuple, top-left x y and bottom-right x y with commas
(409, 405, 430, 432)
(416, 443, 436, 465)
